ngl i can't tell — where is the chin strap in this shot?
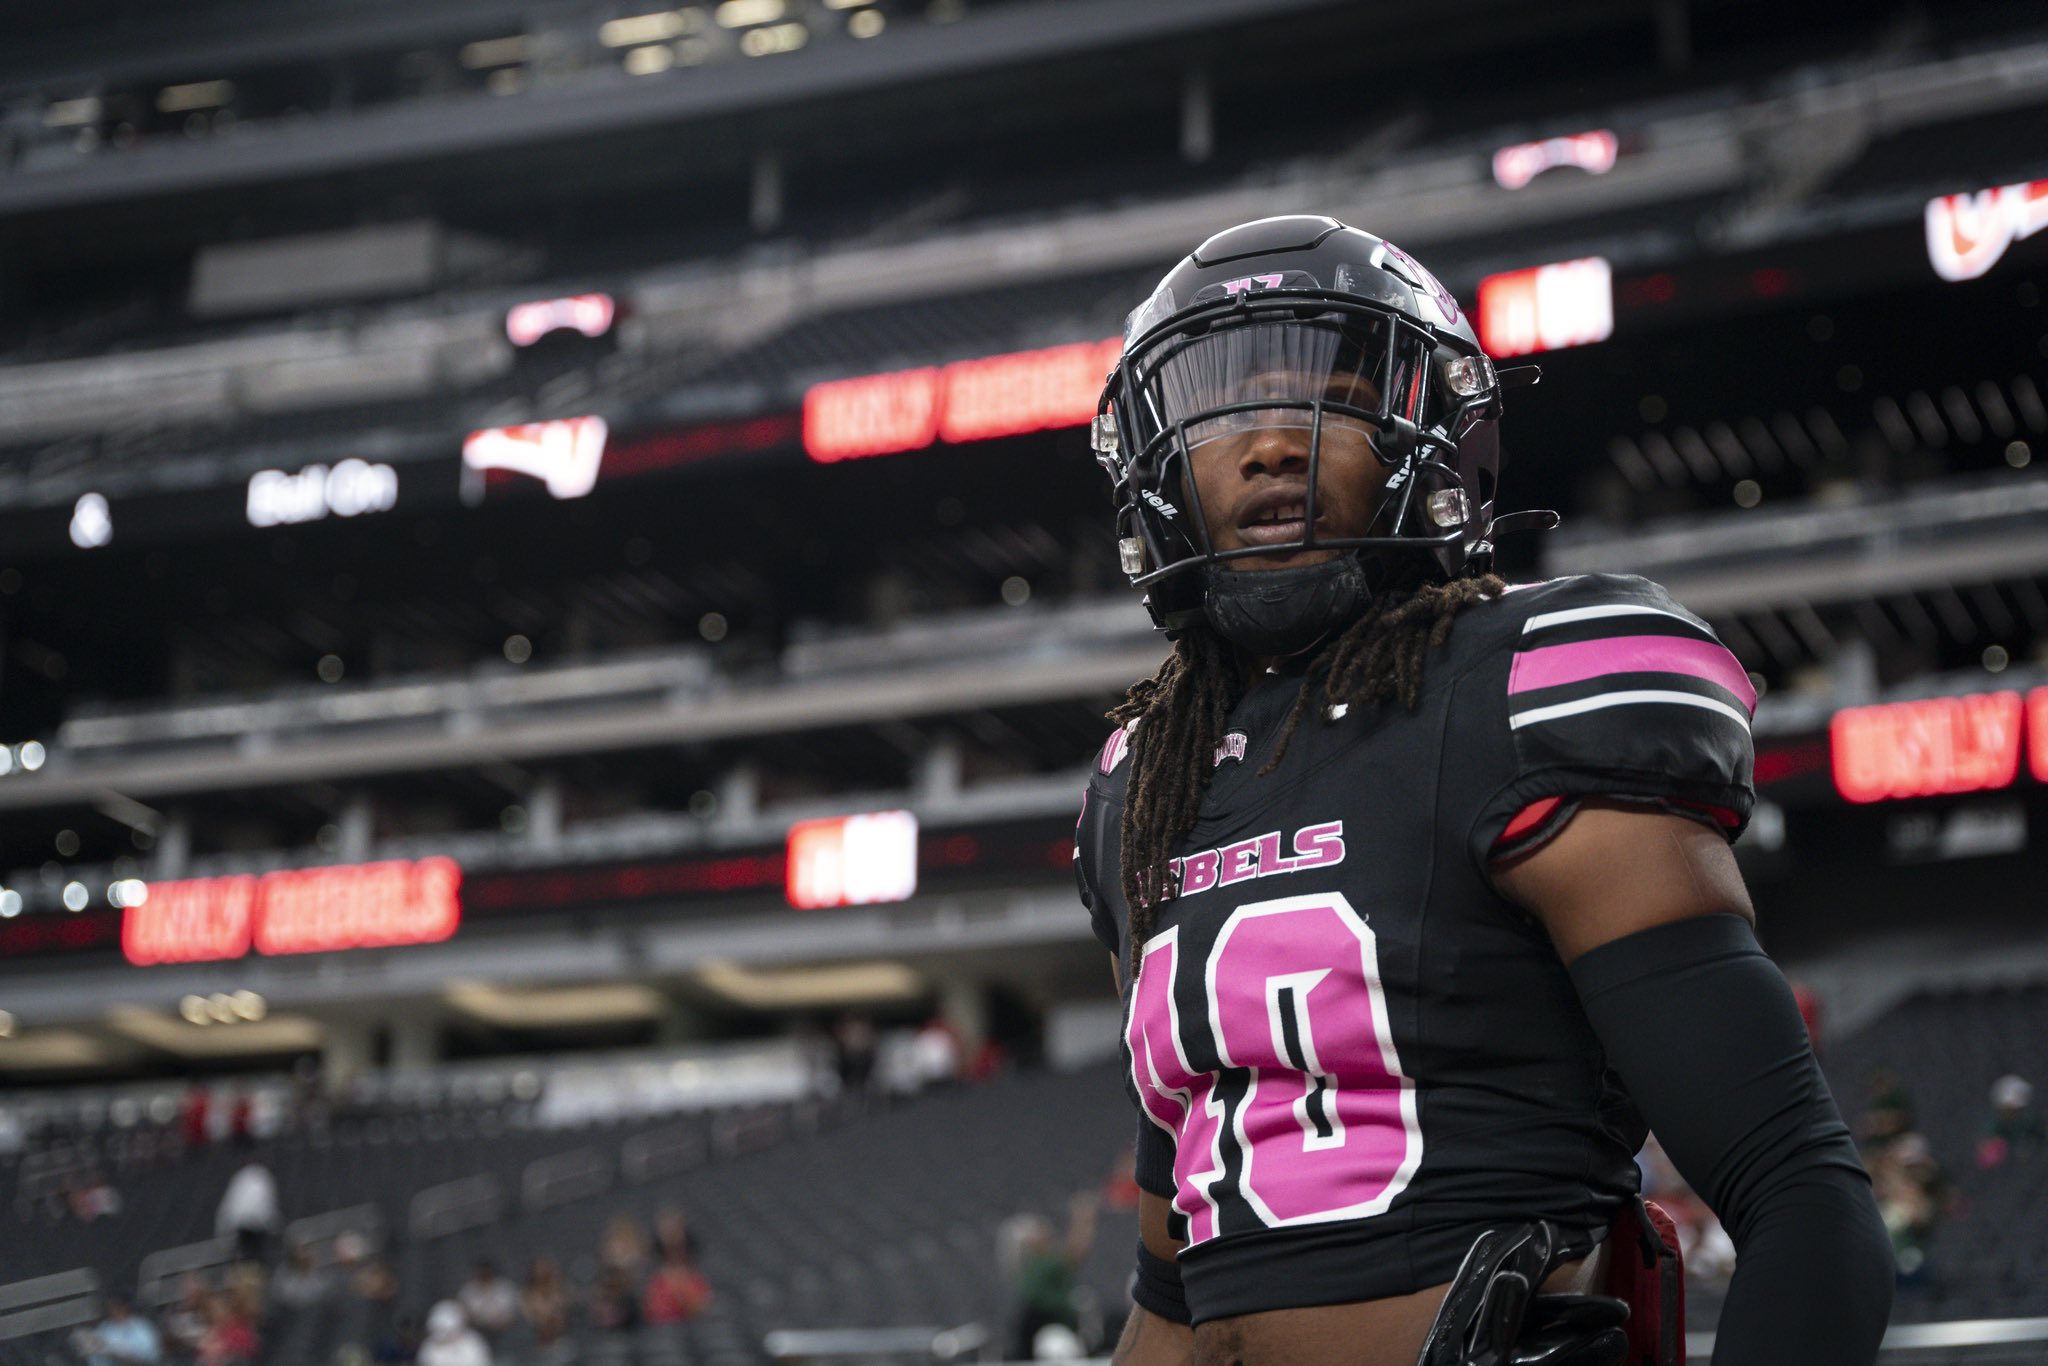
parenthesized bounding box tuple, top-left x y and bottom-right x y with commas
(1199, 555, 1371, 657)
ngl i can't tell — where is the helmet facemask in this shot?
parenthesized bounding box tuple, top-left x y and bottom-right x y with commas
(1097, 288, 1501, 642)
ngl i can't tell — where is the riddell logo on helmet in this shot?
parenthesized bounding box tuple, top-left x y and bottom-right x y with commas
(1141, 490, 1180, 519)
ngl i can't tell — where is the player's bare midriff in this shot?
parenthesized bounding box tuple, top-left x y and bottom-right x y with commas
(1186, 1246, 1607, 1366)
(1136, 1190, 1609, 1364)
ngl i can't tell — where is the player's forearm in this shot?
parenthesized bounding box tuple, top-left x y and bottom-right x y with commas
(1568, 914, 1893, 1362)
(1113, 1305, 1194, 1366)
(1709, 1170, 1892, 1364)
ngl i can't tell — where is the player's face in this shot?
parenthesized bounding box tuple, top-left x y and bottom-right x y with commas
(1185, 368, 1391, 571)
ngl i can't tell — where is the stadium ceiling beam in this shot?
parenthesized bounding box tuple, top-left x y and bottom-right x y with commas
(0, 0, 1352, 217)
(1546, 474, 2048, 616)
(0, 642, 1166, 813)
(0, 885, 1089, 1027)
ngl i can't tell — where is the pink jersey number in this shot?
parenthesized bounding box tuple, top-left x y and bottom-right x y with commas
(1126, 928, 1230, 1243)
(1128, 894, 1420, 1244)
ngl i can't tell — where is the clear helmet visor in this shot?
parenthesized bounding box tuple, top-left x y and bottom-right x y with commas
(1127, 316, 1409, 460)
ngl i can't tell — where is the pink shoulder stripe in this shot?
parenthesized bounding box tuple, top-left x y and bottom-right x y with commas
(1100, 725, 1133, 774)
(1509, 634, 1757, 712)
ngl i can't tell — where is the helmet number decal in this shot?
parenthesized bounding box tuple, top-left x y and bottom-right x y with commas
(1220, 273, 1287, 297)
(1126, 893, 1421, 1243)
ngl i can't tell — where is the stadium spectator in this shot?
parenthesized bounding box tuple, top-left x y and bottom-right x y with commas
(418, 1301, 492, 1366)
(181, 1088, 211, 1148)
(1872, 1132, 1955, 1288)
(598, 1213, 648, 1280)
(66, 1167, 121, 1222)
(1977, 1073, 2043, 1169)
(832, 1011, 878, 1094)
(1006, 1193, 1098, 1359)
(1860, 1066, 1917, 1145)
(1100, 1144, 1142, 1212)
(196, 1292, 261, 1366)
(456, 1259, 519, 1342)
(587, 1268, 641, 1335)
(214, 1148, 281, 1262)
(271, 1241, 339, 1313)
(641, 1248, 712, 1324)
(349, 1254, 404, 1360)
(161, 1276, 212, 1360)
(651, 1205, 696, 1263)
(519, 1256, 571, 1343)
(73, 1294, 162, 1366)
(910, 1014, 963, 1090)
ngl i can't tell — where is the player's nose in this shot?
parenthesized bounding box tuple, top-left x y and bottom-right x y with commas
(1237, 421, 1310, 478)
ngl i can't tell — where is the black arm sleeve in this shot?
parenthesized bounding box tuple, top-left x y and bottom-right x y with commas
(1568, 914, 1893, 1366)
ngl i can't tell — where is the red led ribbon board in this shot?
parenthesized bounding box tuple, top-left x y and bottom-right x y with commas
(1830, 691, 2024, 804)
(2030, 687, 2048, 783)
(803, 339, 1121, 462)
(786, 811, 918, 909)
(1476, 258, 1613, 359)
(123, 857, 462, 966)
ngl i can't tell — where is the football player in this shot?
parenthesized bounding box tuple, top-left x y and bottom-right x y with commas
(1077, 217, 1891, 1364)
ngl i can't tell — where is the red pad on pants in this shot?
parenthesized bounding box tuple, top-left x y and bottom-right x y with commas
(1605, 1197, 1685, 1365)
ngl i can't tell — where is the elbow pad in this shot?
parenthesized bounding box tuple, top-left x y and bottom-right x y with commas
(1569, 913, 1891, 1364)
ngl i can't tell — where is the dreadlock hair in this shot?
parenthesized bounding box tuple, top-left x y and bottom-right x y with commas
(1108, 570, 1506, 978)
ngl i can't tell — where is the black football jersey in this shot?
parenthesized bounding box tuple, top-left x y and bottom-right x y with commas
(1075, 573, 1756, 1323)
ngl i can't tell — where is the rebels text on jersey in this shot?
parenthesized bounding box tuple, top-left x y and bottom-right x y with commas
(1074, 573, 1755, 1324)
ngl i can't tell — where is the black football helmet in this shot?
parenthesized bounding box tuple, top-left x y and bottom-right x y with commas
(1094, 215, 1546, 646)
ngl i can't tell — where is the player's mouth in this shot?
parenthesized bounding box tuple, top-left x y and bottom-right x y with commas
(1235, 487, 1329, 547)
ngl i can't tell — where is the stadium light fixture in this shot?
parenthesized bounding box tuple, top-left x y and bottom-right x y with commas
(42, 98, 100, 128)
(0, 1010, 13, 1040)
(460, 36, 531, 69)
(18, 741, 45, 772)
(715, 0, 786, 27)
(697, 960, 923, 1008)
(156, 81, 235, 114)
(848, 10, 885, 37)
(624, 44, 677, 75)
(741, 22, 807, 56)
(602, 10, 690, 45)
(0, 890, 20, 918)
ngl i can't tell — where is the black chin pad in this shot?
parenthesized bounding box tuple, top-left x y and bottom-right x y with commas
(1200, 556, 1368, 656)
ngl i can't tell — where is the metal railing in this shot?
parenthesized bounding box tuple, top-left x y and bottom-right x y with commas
(620, 1123, 708, 1184)
(282, 1202, 384, 1264)
(408, 1173, 503, 1241)
(134, 1236, 236, 1311)
(0, 1269, 98, 1344)
(522, 1146, 612, 1212)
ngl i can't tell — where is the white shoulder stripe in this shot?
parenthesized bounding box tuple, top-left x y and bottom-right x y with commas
(1521, 602, 1696, 634)
(1509, 689, 1753, 731)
